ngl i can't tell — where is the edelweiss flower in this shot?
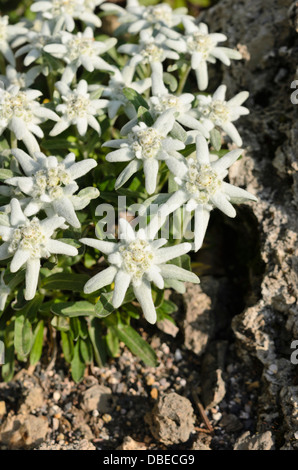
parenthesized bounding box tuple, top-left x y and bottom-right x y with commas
(99, 65, 151, 119)
(159, 135, 257, 251)
(101, 0, 189, 37)
(0, 65, 40, 89)
(0, 199, 78, 300)
(80, 217, 199, 324)
(14, 21, 58, 72)
(0, 271, 10, 311)
(118, 31, 179, 92)
(44, 27, 117, 84)
(6, 149, 99, 228)
(31, 0, 104, 32)
(0, 15, 28, 66)
(196, 84, 249, 146)
(104, 109, 185, 194)
(0, 83, 59, 155)
(166, 20, 242, 90)
(150, 74, 209, 138)
(50, 79, 108, 136)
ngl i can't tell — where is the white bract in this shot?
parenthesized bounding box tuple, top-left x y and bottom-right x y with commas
(99, 66, 151, 120)
(80, 217, 199, 324)
(150, 74, 209, 138)
(44, 27, 117, 84)
(31, 0, 104, 32)
(0, 83, 59, 155)
(0, 199, 78, 300)
(101, 0, 189, 37)
(0, 271, 10, 311)
(166, 20, 242, 90)
(14, 21, 58, 73)
(104, 109, 185, 195)
(50, 79, 108, 136)
(118, 31, 179, 93)
(0, 15, 28, 67)
(159, 135, 257, 251)
(0, 65, 41, 89)
(196, 84, 249, 146)
(5, 149, 99, 228)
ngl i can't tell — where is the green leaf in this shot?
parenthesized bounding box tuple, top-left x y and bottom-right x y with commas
(0, 168, 13, 180)
(111, 325, 157, 367)
(13, 295, 43, 357)
(71, 341, 86, 383)
(157, 299, 178, 315)
(41, 272, 89, 291)
(61, 330, 74, 363)
(163, 72, 178, 92)
(51, 315, 69, 332)
(14, 313, 33, 358)
(122, 87, 149, 111)
(79, 337, 93, 364)
(88, 318, 107, 367)
(94, 291, 115, 318)
(29, 320, 44, 365)
(2, 321, 15, 382)
(51, 301, 95, 317)
(106, 327, 119, 357)
(94, 289, 135, 318)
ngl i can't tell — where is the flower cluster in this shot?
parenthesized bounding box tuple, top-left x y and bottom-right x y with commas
(0, 0, 257, 374)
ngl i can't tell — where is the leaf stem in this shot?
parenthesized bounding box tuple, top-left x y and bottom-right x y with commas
(177, 65, 192, 96)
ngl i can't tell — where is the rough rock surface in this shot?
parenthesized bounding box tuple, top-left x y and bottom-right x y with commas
(81, 384, 112, 413)
(234, 431, 275, 451)
(145, 392, 195, 445)
(201, 0, 298, 449)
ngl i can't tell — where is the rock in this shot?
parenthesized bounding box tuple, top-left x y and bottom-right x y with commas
(23, 386, 44, 412)
(117, 436, 147, 450)
(220, 413, 243, 433)
(183, 277, 232, 356)
(81, 385, 112, 413)
(191, 435, 212, 450)
(200, 341, 227, 409)
(234, 431, 275, 450)
(157, 319, 179, 337)
(146, 392, 195, 445)
(76, 439, 96, 451)
(0, 414, 49, 449)
(200, 0, 298, 449)
(0, 401, 6, 418)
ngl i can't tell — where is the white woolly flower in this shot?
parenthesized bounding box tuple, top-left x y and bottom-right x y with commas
(0, 83, 59, 155)
(5, 149, 99, 228)
(98, 65, 151, 120)
(196, 84, 249, 146)
(80, 217, 199, 324)
(43, 27, 117, 84)
(0, 15, 28, 67)
(31, 0, 104, 33)
(159, 135, 257, 251)
(101, 0, 189, 37)
(14, 21, 58, 73)
(118, 31, 179, 93)
(104, 109, 185, 195)
(50, 79, 108, 137)
(0, 65, 41, 89)
(0, 271, 10, 311)
(149, 74, 209, 139)
(0, 199, 78, 300)
(166, 20, 242, 91)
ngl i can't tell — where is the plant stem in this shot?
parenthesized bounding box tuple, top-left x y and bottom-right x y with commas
(177, 65, 191, 96)
(10, 131, 17, 149)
